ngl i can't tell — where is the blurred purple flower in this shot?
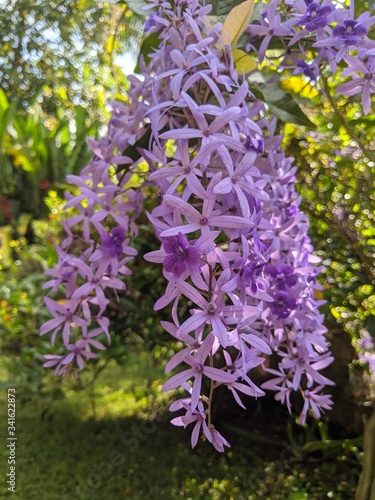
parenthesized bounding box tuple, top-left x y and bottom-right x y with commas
(266, 264, 298, 289)
(336, 55, 375, 115)
(102, 226, 126, 259)
(271, 290, 297, 318)
(294, 59, 319, 81)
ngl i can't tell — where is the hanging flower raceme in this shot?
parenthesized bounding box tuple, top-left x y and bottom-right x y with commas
(41, 0, 339, 449)
(40, 105, 146, 377)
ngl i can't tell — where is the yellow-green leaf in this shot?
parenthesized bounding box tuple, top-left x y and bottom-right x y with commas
(106, 34, 116, 55)
(233, 49, 257, 74)
(221, 0, 254, 47)
(281, 76, 319, 99)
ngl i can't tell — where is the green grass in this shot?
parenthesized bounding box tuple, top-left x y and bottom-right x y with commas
(0, 352, 360, 499)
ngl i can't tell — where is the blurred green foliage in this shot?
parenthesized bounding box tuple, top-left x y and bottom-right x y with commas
(283, 73, 375, 386)
(0, 0, 142, 115)
(0, 2, 373, 497)
(0, 210, 63, 400)
(0, 89, 99, 224)
(0, 356, 360, 499)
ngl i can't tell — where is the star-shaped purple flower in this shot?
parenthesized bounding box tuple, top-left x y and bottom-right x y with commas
(271, 290, 297, 318)
(102, 226, 126, 259)
(163, 232, 200, 278)
(299, 1, 333, 32)
(266, 264, 298, 290)
(332, 19, 368, 45)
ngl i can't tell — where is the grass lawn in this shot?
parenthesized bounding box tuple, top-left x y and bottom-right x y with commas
(0, 351, 360, 499)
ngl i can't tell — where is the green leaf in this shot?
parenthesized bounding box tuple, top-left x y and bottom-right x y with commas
(95, 0, 146, 14)
(303, 437, 362, 455)
(135, 32, 161, 73)
(211, 0, 247, 17)
(250, 1, 265, 22)
(256, 83, 316, 128)
(233, 49, 257, 74)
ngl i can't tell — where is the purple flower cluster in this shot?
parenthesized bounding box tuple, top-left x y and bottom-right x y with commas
(138, 0, 333, 449)
(41, 0, 344, 449)
(246, 0, 375, 114)
(40, 111, 144, 377)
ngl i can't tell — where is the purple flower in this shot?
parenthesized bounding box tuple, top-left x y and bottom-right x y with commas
(163, 232, 200, 278)
(170, 399, 211, 448)
(294, 59, 318, 81)
(144, 12, 157, 33)
(243, 261, 267, 293)
(299, 1, 333, 32)
(298, 385, 333, 424)
(42, 337, 101, 374)
(271, 290, 297, 319)
(160, 177, 255, 238)
(162, 333, 236, 410)
(357, 333, 374, 351)
(41, 0, 335, 450)
(266, 264, 298, 289)
(40, 298, 87, 346)
(102, 226, 126, 259)
(336, 55, 375, 115)
(158, 91, 245, 154)
(214, 150, 268, 219)
(175, 279, 261, 348)
(244, 134, 264, 153)
(207, 427, 231, 453)
(314, 15, 375, 61)
(332, 19, 368, 44)
(247, 0, 292, 62)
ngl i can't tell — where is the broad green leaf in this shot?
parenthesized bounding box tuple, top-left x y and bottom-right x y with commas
(281, 76, 319, 100)
(256, 83, 316, 128)
(233, 49, 257, 74)
(135, 32, 161, 73)
(222, 0, 254, 47)
(250, 0, 264, 22)
(210, 0, 247, 17)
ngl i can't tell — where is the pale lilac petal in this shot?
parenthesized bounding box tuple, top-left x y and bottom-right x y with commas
(160, 128, 203, 140)
(210, 315, 228, 347)
(162, 368, 195, 392)
(176, 281, 207, 309)
(177, 312, 208, 336)
(191, 372, 202, 410)
(203, 366, 236, 383)
(241, 333, 272, 354)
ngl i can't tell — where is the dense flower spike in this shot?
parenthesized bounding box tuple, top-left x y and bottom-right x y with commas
(40, 107, 143, 377)
(41, 0, 375, 449)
